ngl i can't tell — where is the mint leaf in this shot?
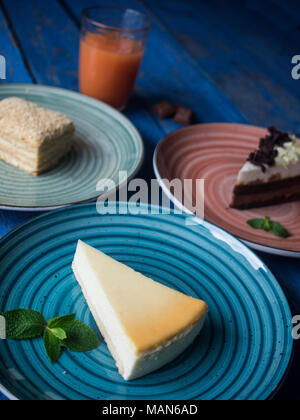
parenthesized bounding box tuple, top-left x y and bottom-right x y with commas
(247, 217, 291, 239)
(263, 216, 272, 232)
(62, 321, 99, 352)
(49, 328, 67, 341)
(47, 314, 76, 329)
(270, 221, 291, 238)
(43, 329, 61, 364)
(1, 309, 99, 364)
(0, 309, 45, 340)
(247, 218, 265, 229)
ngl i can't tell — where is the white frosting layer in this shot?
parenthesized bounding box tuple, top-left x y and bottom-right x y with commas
(276, 135, 300, 166)
(238, 135, 300, 184)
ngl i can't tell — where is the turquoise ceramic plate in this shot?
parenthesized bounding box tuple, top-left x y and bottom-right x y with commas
(0, 84, 143, 211)
(0, 203, 293, 400)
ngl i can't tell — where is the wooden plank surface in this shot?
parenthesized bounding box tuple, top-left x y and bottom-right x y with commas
(0, 0, 299, 400)
(0, 2, 32, 82)
(64, 0, 247, 125)
(141, 0, 300, 132)
(63, 0, 247, 188)
(0, 0, 248, 237)
(2, 0, 79, 89)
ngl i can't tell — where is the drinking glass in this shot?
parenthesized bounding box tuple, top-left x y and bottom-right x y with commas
(79, 6, 151, 110)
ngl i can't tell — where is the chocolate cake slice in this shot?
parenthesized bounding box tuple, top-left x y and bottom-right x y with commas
(231, 127, 300, 209)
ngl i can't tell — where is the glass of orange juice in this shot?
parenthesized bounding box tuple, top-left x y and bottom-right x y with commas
(79, 6, 151, 110)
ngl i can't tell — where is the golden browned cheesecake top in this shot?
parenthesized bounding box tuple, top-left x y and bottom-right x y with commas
(0, 97, 75, 147)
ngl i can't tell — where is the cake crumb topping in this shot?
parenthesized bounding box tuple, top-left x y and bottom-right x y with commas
(247, 126, 294, 172)
(0, 97, 75, 146)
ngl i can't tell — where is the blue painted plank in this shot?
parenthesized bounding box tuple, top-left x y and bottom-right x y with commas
(269, 0, 300, 23)
(0, 0, 163, 226)
(259, 253, 300, 314)
(64, 0, 247, 127)
(0, 0, 246, 185)
(0, 4, 35, 241)
(257, 250, 300, 400)
(0, 4, 32, 83)
(0, 1, 164, 234)
(1, 0, 248, 179)
(0, 1, 299, 401)
(2, 0, 79, 90)
(0, 210, 42, 237)
(141, 0, 300, 132)
(2, 0, 247, 131)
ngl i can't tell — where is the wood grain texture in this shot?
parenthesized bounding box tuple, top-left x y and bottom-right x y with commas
(0, 3, 32, 82)
(0, 0, 299, 400)
(65, 0, 247, 126)
(0, 1, 35, 237)
(64, 0, 248, 195)
(2, 0, 79, 89)
(141, 0, 300, 132)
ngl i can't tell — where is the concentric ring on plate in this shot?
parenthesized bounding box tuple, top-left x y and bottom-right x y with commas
(154, 123, 300, 256)
(0, 84, 143, 210)
(0, 203, 293, 400)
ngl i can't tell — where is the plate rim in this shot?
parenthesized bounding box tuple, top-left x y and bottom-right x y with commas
(0, 202, 294, 400)
(153, 123, 300, 258)
(0, 83, 144, 211)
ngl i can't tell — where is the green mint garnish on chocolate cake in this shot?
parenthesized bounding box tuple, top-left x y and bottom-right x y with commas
(231, 126, 300, 210)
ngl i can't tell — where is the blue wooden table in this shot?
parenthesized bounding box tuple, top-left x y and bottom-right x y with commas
(0, 0, 299, 400)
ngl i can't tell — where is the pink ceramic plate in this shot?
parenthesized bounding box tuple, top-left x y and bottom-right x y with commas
(154, 123, 300, 257)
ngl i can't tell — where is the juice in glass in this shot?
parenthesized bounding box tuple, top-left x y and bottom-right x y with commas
(79, 7, 151, 110)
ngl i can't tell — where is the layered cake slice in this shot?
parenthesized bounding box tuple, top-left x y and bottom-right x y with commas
(72, 240, 208, 380)
(231, 127, 300, 209)
(0, 97, 75, 175)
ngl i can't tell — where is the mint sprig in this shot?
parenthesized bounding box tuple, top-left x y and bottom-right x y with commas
(44, 328, 62, 364)
(49, 328, 67, 341)
(0, 309, 99, 364)
(0, 309, 45, 340)
(247, 217, 290, 238)
(269, 221, 291, 238)
(61, 320, 99, 352)
(47, 313, 76, 329)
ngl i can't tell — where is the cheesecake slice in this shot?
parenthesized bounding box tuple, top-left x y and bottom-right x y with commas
(0, 97, 75, 175)
(231, 126, 300, 209)
(72, 240, 208, 380)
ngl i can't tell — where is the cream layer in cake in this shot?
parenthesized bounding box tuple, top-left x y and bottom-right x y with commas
(237, 135, 300, 185)
(0, 97, 75, 174)
(72, 240, 208, 380)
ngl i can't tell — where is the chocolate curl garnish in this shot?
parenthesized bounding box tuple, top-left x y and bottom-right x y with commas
(247, 127, 290, 172)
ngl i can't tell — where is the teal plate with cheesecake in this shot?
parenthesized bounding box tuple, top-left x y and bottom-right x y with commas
(0, 203, 293, 400)
(0, 84, 143, 211)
